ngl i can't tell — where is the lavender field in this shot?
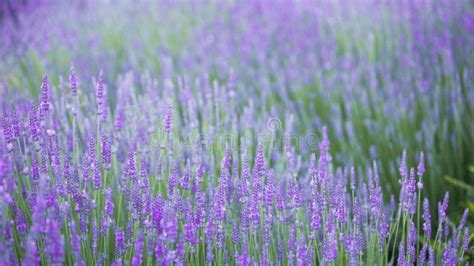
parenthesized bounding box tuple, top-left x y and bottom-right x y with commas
(0, 0, 473, 265)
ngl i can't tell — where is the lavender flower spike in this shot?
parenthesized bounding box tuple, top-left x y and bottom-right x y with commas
(41, 75, 49, 112)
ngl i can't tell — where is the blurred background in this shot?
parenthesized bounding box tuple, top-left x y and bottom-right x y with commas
(1, 0, 473, 224)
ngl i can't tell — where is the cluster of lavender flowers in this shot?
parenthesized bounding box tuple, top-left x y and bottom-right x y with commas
(0, 70, 471, 265)
(1, 0, 472, 209)
(0, 0, 473, 265)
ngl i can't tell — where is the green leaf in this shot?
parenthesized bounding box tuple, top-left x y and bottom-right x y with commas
(468, 165, 474, 173)
(444, 175, 474, 191)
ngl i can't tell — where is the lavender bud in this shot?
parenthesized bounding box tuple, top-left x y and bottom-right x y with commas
(132, 231, 143, 266)
(163, 104, 172, 134)
(462, 227, 470, 253)
(438, 192, 449, 223)
(41, 75, 49, 112)
(423, 198, 432, 238)
(69, 67, 77, 97)
(417, 151, 425, 177)
(96, 70, 105, 107)
(459, 208, 469, 231)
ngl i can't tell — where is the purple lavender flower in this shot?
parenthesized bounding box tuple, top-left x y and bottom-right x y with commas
(132, 182, 143, 218)
(309, 153, 317, 180)
(78, 191, 91, 235)
(237, 237, 250, 266)
(214, 183, 226, 221)
(459, 208, 469, 230)
(428, 247, 435, 266)
(350, 166, 356, 190)
(162, 204, 177, 243)
(442, 240, 457, 266)
(372, 161, 380, 184)
(23, 238, 40, 265)
(193, 163, 204, 194)
(10, 111, 20, 139)
(406, 221, 416, 262)
(232, 218, 240, 244)
(168, 161, 178, 195)
(81, 160, 90, 182)
(101, 135, 112, 169)
(421, 198, 431, 240)
(124, 150, 136, 180)
(184, 212, 198, 246)
(378, 213, 389, 251)
(276, 185, 285, 212)
(114, 108, 124, 132)
(323, 229, 337, 263)
(96, 70, 105, 110)
(152, 195, 164, 232)
(154, 237, 165, 261)
(87, 137, 97, 163)
(417, 151, 425, 178)
(333, 184, 346, 222)
(45, 217, 64, 265)
(1, 114, 13, 152)
(401, 167, 417, 214)
(177, 238, 186, 263)
(205, 218, 215, 263)
(297, 236, 308, 266)
(399, 150, 407, 179)
(139, 157, 149, 190)
(319, 126, 330, 172)
(216, 222, 224, 249)
(195, 190, 205, 227)
(242, 153, 250, 181)
(181, 164, 190, 190)
(15, 208, 27, 237)
(115, 229, 126, 258)
(277, 241, 283, 264)
(462, 227, 469, 253)
(41, 75, 49, 112)
(369, 181, 383, 218)
(287, 225, 296, 263)
(100, 100, 108, 122)
(444, 219, 450, 239)
(343, 234, 362, 266)
(289, 179, 302, 207)
(69, 66, 77, 97)
(253, 142, 265, 199)
(92, 220, 98, 255)
(352, 197, 362, 228)
(249, 191, 260, 227)
(66, 221, 81, 264)
(397, 242, 406, 265)
(163, 104, 172, 134)
(438, 192, 449, 223)
(418, 244, 427, 265)
(132, 231, 143, 266)
(92, 162, 101, 190)
(264, 171, 274, 207)
(310, 198, 321, 231)
(104, 187, 114, 217)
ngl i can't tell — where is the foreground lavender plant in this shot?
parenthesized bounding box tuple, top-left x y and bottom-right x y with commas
(0, 72, 471, 265)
